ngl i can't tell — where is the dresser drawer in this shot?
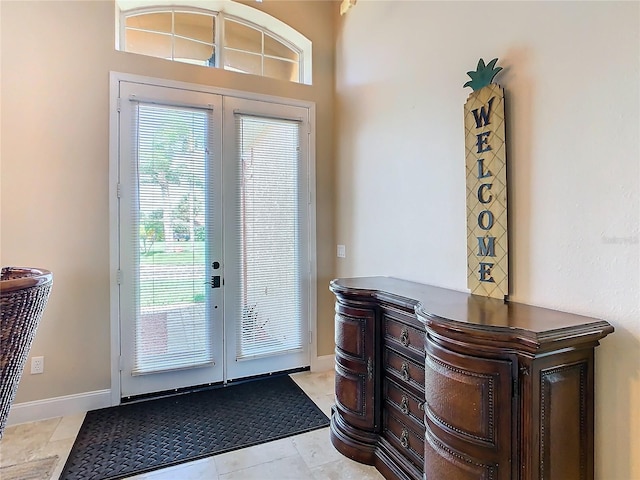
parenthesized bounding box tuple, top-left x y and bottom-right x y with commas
(383, 409, 425, 470)
(384, 348, 425, 395)
(383, 314, 425, 362)
(383, 377, 425, 433)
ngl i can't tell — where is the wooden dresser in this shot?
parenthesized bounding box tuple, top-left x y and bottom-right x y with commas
(329, 277, 613, 480)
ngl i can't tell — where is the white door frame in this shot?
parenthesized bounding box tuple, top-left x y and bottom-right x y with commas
(109, 71, 317, 406)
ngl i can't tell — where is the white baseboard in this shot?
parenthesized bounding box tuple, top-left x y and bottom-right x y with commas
(6, 389, 112, 427)
(311, 354, 335, 372)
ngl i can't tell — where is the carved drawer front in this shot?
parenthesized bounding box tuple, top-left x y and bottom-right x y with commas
(334, 305, 374, 360)
(383, 410, 425, 470)
(384, 348, 425, 394)
(424, 426, 499, 480)
(424, 339, 513, 474)
(383, 377, 425, 433)
(383, 315, 425, 362)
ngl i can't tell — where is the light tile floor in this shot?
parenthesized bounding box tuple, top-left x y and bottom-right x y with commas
(0, 371, 384, 480)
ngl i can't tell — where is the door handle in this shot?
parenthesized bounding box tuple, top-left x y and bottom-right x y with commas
(209, 275, 221, 288)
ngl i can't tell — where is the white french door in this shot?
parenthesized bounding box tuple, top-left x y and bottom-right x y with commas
(223, 97, 311, 380)
(116, 80, 312, 398)
(118, 82, 224, 397)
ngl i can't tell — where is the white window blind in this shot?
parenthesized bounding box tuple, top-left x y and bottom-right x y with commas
(130, 101, 214, 375)
(235, 114, 303, 360)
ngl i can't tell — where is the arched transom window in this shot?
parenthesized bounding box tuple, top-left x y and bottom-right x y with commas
(117, 1, 312, 85)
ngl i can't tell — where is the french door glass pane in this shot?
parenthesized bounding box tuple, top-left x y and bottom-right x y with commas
(235, 115, 303, 360)
(132, 103, 213, 375)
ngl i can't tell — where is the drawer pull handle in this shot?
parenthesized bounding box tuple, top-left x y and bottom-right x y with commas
(400, 328, 410, 347)
(401, 362, 410, 382)
(418, 401, 425, 411)
(400, 429, 409, 448)
(400, 396, 410, 415)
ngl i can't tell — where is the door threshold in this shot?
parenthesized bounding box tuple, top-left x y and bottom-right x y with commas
(225, 366, 310, 386)
(121, 366, 310, 404)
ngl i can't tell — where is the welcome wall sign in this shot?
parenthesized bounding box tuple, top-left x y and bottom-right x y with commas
(464, 58, 508, 300)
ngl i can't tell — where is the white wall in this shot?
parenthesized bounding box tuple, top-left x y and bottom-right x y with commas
(335, 1, 639, 479)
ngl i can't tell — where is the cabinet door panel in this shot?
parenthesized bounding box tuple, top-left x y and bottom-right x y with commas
(539, 360, 590, 480)
(335, 365, 368, 417)
(424, 338, 512, 476)
(334, 302, 377, 431)
(335, 310, 368, 359)
(424, 427, 499, 480)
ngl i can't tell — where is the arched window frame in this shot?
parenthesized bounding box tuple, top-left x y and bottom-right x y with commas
(116, 0, 312, 85)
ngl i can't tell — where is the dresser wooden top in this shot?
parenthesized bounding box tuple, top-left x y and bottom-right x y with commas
(330, 277, 613, 352)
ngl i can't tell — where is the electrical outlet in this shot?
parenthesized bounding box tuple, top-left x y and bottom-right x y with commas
(31, 356, 44, 374)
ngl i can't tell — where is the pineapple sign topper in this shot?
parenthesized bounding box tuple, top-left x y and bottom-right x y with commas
(464, 58, 508, 300)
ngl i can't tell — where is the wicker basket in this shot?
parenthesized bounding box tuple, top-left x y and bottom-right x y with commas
(0, 267, 53, 438)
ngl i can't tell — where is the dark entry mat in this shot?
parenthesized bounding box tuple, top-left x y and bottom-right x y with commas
(60, 375, 329, 480)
